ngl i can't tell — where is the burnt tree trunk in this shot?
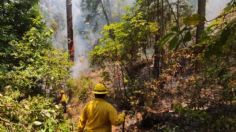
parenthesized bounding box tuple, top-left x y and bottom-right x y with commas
(66, 0, 74, 61)
(196, 0, 206, 44)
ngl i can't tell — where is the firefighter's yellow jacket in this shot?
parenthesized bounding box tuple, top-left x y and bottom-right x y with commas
(78, 98, 125, 132)
(60, 93, 69, 103)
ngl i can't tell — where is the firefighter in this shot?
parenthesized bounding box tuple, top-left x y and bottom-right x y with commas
(59, 90, 69, 113)
(78, 83, 125, 132)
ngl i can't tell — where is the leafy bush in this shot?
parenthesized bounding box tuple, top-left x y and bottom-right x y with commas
(67, 76, 93, 102)
(0, 16, 72, 95)
(0, 88, 71, 131)
(0, 1, 73, 131)
(90, 12, 158, 67)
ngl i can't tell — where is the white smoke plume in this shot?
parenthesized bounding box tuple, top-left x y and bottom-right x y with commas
(39, 0, 229, 78)
(40, 0, 135, 78)
(40, 0, 67, 49)
(40, 0, 230, 78)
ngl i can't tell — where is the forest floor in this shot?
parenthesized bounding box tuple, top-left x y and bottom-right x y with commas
(66, 91, 236, 132)
(64, 69, 236, 132)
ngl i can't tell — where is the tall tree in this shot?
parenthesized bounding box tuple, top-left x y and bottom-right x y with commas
(196, 0, 206, 44)
(153, 0, 162, 78)
(153, 0, 167, 78)
(66, 0, 74, 61)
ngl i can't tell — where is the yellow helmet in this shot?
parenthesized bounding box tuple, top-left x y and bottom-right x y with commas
(93, 83, 108, 94)
(60, 90, 65, 94)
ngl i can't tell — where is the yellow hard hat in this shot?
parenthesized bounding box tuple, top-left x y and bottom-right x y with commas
(93, 83, 108, 94)
(60, 90, 65, 94)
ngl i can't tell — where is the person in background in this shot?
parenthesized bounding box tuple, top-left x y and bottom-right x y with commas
(78, 83, 125, 132)
(59, 90, 69, 113)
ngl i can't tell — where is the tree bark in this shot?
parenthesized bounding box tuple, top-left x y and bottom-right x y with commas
(196, 0, 206, 44)
(153, 0, 164, 78)
(66, 0, 74, 61)
(176, 0, 180, 28)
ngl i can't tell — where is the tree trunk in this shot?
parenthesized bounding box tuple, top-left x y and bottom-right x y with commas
(153, 0, 164, 78)
(196, 0, 206, 44)
(66, 0, 74, 61)
(153, 45, 161, 78)
(176, 0, 180, 28)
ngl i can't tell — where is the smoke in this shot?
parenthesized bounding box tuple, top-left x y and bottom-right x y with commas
(206, 0, 231, 21)
(40, 0, 135, 78)
(188, 0, 230, 21)
(40, 0, 67, 49)
(39, 0, 230, 78)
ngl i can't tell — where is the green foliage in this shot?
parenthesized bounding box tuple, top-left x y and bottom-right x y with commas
(0, 24, 72, 95)
(67, 76, 93, 102)
(225, 0, 236, 11)
(183, 14, 204, 26)
(205, 18, 236, 57)
(0, 4, 72, 95)
(90, 12, 158, 66)
(172, 104, 236, 131)
(0, 0, 41, 68)
(0, 0, 40, 42)
(0, 88, 71, 131)
(201, 4, 236, 103)
(157, 26, 192, 50)
(0, 2, 73, 131)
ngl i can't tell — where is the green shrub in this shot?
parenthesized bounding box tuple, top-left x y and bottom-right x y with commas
(67, 76, 93, 102)
(0, 89, 71, 131)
